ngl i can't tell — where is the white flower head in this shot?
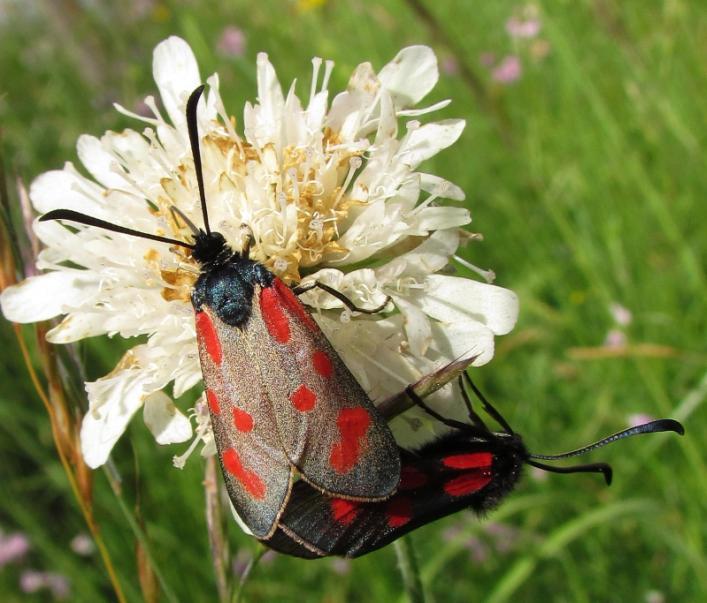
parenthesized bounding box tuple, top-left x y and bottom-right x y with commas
(0, 36, 518, 467)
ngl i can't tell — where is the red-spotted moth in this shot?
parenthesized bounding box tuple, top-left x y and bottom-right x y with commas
(264, 372, 684, 558)
(39, 85, 401, 539)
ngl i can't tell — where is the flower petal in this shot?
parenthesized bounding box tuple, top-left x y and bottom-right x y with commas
(46, 313, 112, 343)
(30, 167, 106, 215)
(376, 229, 460, 281)
(417, 275, 519, 335)
(430, 320, 496, 367)
(397, 119, 466, 168)
(77, 135, 132, 191)
(143, 391, 192, 445)
(0, 271, 97, 322)
(152, 36, 201, 129)
(392, 294, 433, 357)
(419, 173, 465, 201)
(81, 361, 154, 468)
(378, 46, 439, 107)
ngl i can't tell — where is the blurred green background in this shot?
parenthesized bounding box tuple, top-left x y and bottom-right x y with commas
(0, 0, 704, 601)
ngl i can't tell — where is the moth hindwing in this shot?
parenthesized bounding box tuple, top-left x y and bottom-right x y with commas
(264, 432, 524, 558)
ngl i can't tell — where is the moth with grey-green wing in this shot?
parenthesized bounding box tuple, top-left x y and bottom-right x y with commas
(39, 85, 401, 539)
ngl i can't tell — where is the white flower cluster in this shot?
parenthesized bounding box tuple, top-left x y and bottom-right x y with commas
(0, 37, 518, 468)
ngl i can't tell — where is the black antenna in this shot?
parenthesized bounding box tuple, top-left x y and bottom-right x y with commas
(185, 85, 210, 234)
(41, 86, 211, 248)
(39, 209, 194, 249)
(527, 459, 614, 485)
(529, 419, 684, 461)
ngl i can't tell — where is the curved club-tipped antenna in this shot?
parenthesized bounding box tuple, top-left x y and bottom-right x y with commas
(414, 371, 685, 486)
(185, 84, 210, 235)
(38, 85, 213, 249)
(527, 418, 684, 486)
(530, 419, 685, 461)
(38, 209, 194, 249)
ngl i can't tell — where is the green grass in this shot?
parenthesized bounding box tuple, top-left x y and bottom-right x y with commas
(0, 0, 705, 601)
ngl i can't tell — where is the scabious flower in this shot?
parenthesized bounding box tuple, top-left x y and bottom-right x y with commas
(0, 36, 518, 468)
(216, 25, 246, 58)
(20, 570, 71, 600)
(69, 533, 95, 556)
(0, 531, 30, 566)
(492, 55, 523, 84)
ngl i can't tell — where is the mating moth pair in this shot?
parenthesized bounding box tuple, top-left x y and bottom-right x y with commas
(41, 86, 684, 559)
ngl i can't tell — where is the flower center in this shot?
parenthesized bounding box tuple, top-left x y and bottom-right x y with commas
(155, 128, 365, 303)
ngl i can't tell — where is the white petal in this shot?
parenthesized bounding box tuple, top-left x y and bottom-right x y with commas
(378, 46, 439, 107)
(414, 206, 470, 231)
(417, 275, 519, 335)
(392, 294, 432, 357)
(245, 52, 285, 146)
(377, 229, 459, 281)
(397, 119, 466, 168)
(143, 391, 192, 445)
(81, 364, 154, 468)
(30, 168, 106, 215)
(77, 135, 130, 190)
(257, 53, 285, 116)
(397, 99, 451, 117)
(152, 36, 201, 128)
(419, 173, 465, 201)
(0, 271, 97, 322)
(46, 313, 111, 343)
(374, 90, 398, 144)
(228, 500, 254, 536)
(430, 320, 496, 367)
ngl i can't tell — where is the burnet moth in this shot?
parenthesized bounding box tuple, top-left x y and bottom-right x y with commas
(39, 85, 401, 539)
(264, 372, 684, 558)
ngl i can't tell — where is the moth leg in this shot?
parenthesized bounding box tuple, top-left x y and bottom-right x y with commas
(175, 261, 201, 275)
(239, 223, 255, 258)
(462, 373, 514, 435)
(405, 385, 471, 432)
(169, 206, 199, 234)
(457, 375, 490, 431)
(292, 281, 391, 315)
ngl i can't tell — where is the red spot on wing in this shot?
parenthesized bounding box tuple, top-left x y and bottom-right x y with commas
(443, 471, 492, 497)
(337, 408, 371, 438)
(330, 498, 360, 525)
(273, 278, 318, 332)
(290, 384, 317, 412)
(222, 448, 267, 500)
(442, 452, 493, 470)
(232, 408, 254, 432)
(312, 350, 333, 378)
(329, 408, 372, 474)
(386, 497, 413, 528)
(260, 286, 291, 343)
(399, 465, 428, 490)
(206, 389, 221, 415)
(195, 311, 222, 365)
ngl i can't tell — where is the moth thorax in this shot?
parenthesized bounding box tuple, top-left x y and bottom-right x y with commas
(192, 231, 233, 266)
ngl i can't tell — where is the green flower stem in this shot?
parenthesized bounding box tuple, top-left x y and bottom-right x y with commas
(394, 537, 426, 603)
(232, 545, 268, 603)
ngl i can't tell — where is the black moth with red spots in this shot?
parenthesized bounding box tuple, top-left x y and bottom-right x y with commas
(39, 85, 400, 539)
(264, 373, 684, 558)
(265, 428, 525, 558)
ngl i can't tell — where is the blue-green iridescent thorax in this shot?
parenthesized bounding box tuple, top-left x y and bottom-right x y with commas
(190, 230, 274, 327)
